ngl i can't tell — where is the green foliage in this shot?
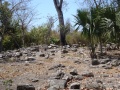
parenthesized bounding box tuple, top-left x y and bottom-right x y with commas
(3, 79, 13, 90)
(74, 4, 120, 55)
(116, 11, 120, 28)
(2, 35, 13, 50)
(0, 1, 12, 32)
(30, 25, 49, 44)
(66, 31, 88, 45)
(50, 37, 60, 44)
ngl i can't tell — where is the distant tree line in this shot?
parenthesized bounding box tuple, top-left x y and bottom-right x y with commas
(0, 0, 120, 54)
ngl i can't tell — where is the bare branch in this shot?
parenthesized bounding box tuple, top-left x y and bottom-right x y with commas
(53, 0, 59, 9)
(53, 0, 63, 8)
(93, 0, 98, 7)
(10, 1, 23, 12)
(60, 0, 63, 8)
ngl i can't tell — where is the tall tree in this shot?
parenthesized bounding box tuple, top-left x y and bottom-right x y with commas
(12, 0, 34, 47)
(0, 1, 12, 51)
(46, 16, 56, 44)
(53, 0, 67, 45)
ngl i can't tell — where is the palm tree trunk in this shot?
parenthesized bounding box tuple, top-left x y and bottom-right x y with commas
(99, 37, 103, 54)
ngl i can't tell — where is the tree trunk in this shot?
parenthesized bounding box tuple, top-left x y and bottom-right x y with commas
(99, 38, 103, 54)
(22, 26, 25, 47)
(58, 10, 66, 45)
(53, 0, 67, 45)
(22, 31, 25, 47)
(0, 36, 3, 52)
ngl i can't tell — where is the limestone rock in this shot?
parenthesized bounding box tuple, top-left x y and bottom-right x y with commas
(17, 85, 35, 90)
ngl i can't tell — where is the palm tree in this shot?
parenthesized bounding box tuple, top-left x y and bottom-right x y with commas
(100, 6, 120, 49)
(74, 9, 97, 58)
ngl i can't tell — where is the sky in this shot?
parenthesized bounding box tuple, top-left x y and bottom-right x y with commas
(29, 0, 87, 28)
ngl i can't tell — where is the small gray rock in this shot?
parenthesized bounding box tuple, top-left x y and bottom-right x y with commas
(69, 82, 80, 90)
(74, 75, 84, 80)
(61, 49, 68, 53)
(48, 79, 67, 89)
(74, 61, 81, 64)
(70, 69, 78, 76)
(27, 57, 36, 61)
(54, 71, 65, 79)
(17, 85, 35, 90)
(92, 59, 100, 65)
(39, 53, 45, 57)
(71, 48, 77, 52)
(82, 72, 94, 77)
(49, 64, 65, 70)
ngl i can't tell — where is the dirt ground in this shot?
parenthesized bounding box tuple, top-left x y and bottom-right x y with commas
(0, 47, 120, 90)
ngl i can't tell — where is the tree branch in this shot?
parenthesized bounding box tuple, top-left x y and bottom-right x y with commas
(53, 0, 63, 8)
(53, 0, 59, 9)
(98, 0, 102, 7)
(93, 0, 98, 8)
(60, 0, 63, 8)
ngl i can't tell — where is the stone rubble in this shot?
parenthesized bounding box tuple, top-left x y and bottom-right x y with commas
(0, 44, 119, 90)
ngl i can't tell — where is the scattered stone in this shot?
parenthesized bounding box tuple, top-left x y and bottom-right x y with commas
(17, 85, 35, 90)
(70, 69, 78, 76)
(82, 72, 94, 77)
(74, 61, 81, 64)
(74, 75, 84, 80)
(27, 57, 36, 61)
(71, 48, 77, 52)
(61, 49, 68, 53)
(32, 46, 39, 51)
(45, 54, 49, 59)
(69, 82, 80, 90)
(104, 65, 112, 69)
(92, 59, 100, 65)
(54, 70, 65, 79)
(49, 64, 65, 70)
(96, 80, 103, 84)
(72, 44, 79, 48)
(111, 59, 120, 66)
(0, 54, 3, 58)
(118, 85, 120, 89)
(100, 58, 111, 64)
(50, 50, 56, 53)
(14, 52, 22, 57)
(48, 45, 52, 49)
(31, 78, 39, 82)
(48, 79, 67, 89)
(62, 74, 73, 82)
(39, 53, 45, 57)
(103, 74, 109, 77)
(24, 61, 29, 66)
(47, 86, 59, 90)
(85, 81, 106, 90)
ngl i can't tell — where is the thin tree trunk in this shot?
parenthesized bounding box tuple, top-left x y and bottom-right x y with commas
(22, 26, 25, 47)
(0, 36, 3, 52)
(99, 37, 103, 54)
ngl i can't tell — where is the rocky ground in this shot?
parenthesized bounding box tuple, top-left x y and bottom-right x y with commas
(0, 44, 120, 90)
